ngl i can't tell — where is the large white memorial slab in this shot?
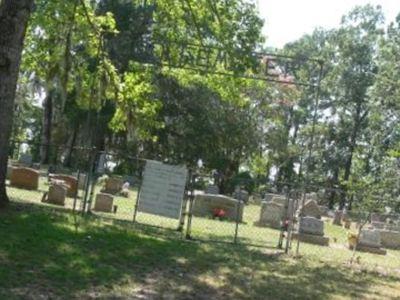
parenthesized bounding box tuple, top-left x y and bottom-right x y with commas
(138, 160, 188, 219)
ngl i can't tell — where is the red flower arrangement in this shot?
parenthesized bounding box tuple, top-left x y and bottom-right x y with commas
(213, 208, 226, 220)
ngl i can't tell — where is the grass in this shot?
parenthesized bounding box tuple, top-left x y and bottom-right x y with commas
(0, 202, 400, 299)
(4, 176, 400, 298)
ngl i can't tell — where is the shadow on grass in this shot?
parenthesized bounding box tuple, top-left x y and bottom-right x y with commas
(0, 202, 398, 299)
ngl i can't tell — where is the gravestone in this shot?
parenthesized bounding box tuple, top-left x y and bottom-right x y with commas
(94, 193, 114, 213)
(103, 177, 124, 194)
(47, 183, 68, 206)
(50, 174, 78, 197)
(271, 195, 287, 206)
(193, 194, 244, 222)
(264, 193, 279, 202)
(379, 230, 400, 249)
(10, 167, 39, 190)
(298, 200, 321, 219)
(371, 221, 386, 230)
(371, 213, 383, 223)
(256, 201, 285, 229)
(306, 192, 318, 201)
(359, 229, 381, 248)
(318, 205, 330, 217)
(233, 189, 249, 203)
(205, 185, 219, 195)
(299, 217, 324, 236)
(18, 154, 32, 166)
(293, 216, 329, 246)
(332, 210, 342, 225)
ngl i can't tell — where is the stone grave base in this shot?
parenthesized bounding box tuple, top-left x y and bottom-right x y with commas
(349, 244, 387, 255)
(292, 232, 329, 246)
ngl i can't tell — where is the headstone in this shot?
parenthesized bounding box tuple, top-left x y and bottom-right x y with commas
(103, 177, 124, 194)
(233, 189, 249, 203)
(271, 195, 287, 206)
(205, 185, 219, 195)
(50, 174, 78, 197)
(318, 205, 330, 217)
(299, 217, 324, 236)
(47, 183, 68, 206)
(298, 200, 322, 219)
(256, 201, 285, 229)
(193, 194, 244, 222)
(332, 210, 342, 225)
(293, 217, 329, 246)
(10, 167, 39, 190)
(379, 230, 400, 249)
(120, 182, 130, 197)
(264, 193, 279, 202)
(371, 213, 383, 223)
(18, 154, 32, 166)
(371, 221, 386, 230)
(306, 192, 318, 201)
(359, 229, 381, 248)
(94, 193, 114, 213)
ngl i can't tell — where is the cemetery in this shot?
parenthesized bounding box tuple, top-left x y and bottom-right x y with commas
(1, 0, 400, 298)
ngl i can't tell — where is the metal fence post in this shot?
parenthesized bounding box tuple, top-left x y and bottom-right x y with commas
(185, 173, 196, 240)
(233, 192, 242, 244)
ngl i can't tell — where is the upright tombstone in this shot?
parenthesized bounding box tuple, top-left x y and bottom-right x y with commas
(205, 185, 219, 195)
(332, 210, 342, 226)
(379, 230, 400, 249)
(103, 177, 124, 195)
(18, 154, 32, 166)
(193, 194, 244, 222)
(297, 199, 322, 219)
(47, 183, 68, 206)
(50, 174, 78, 197)
(10, 167, 39, 190)
(264, 193, 278, 202)
(351, 229, 387, 255)
(94, 193, 114, 213)
(233, 188, 249, 203)
(256, 201, 285, 229)
(293, 216, 329, 246)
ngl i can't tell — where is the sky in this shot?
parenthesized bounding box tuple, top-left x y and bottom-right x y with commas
(257, 0, 399, 48)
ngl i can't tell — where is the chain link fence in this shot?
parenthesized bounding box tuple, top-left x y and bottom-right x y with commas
(5, 142, 400, 273)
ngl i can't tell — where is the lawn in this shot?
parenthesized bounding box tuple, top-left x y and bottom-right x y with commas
(0, 202, 400, 299)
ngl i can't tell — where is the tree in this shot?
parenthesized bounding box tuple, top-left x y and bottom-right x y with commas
(0, 0, 34, 207)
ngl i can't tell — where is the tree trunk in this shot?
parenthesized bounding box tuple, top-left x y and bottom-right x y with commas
(40, 90, 53, 164)
(0, 0, 34, 208)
